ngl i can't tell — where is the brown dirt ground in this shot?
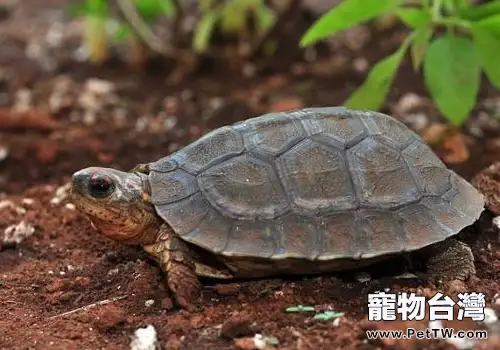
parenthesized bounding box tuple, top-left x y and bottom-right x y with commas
(1, 1, 500, 349)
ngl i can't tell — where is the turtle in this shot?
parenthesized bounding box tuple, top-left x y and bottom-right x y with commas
(70, 107, 485, 310)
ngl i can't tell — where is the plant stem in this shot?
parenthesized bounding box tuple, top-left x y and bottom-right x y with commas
(171, 0, 183, 42)
(435, 17, 471, 29)
(431, 0, 442, 21)
(422, 0, 430, 11)
(245, 0, 301, 59)
(115, 0, 168, 55)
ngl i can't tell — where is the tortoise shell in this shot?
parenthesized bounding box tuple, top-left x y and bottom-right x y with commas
(146, 107, 484, 262)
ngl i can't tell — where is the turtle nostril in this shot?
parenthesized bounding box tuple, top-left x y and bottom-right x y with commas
(71, 170, 89, 194)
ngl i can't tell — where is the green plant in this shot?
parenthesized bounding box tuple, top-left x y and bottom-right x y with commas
(285, 305, 315, 312)
(300, 0, 500, 126)
(68, 0, 110, 63)
(313, 311, 345, 321)
(114, 0, 175, 42)
(193, 0, 276, 53)
(67, 0, 175, 63)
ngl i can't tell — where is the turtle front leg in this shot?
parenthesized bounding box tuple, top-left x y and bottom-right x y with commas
(149, 224, 202, 311)
(421, 238, 476, 284)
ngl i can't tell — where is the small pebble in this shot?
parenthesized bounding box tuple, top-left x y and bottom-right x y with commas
(0, 200, 14, 210)
(74, 276, 90, 286)
(396, 93, 425, 113)
(3, 221, 35, 246)
(163, 116, 177, 132)
(483, 307, 498, 325)
(94, 304, 126, 330)
(180, 89, 194, 102)
(341, 26, 371, 51)
(64, 203, 76, 211)
(428, 320, 444, 334)
(190, 315, 205, 329)
(46, 22, 64, 47)
(352, 58, 369, 73)
(0, 146, 8, 161)
(45, 278, 65, 293)
(220, 313, 253, 339)
(85, 78, 115, 95)
(108, 268, 119, 276)
(21, 198, 35, 206)
(447, 336, 477, 350)
(242, 63, 257, 78)
(51, 183, 71, 206)
(144, 299, 155, 307)
(493, 216, 500, 231)
(253, 334, 266, 350)
(493, 293, 500, 305)
(130, 325, 158, 350)
(234, 337, 257, 350)
(402, 112, 429, 132)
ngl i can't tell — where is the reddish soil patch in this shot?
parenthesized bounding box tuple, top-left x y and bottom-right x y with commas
(1, 1, 500, 349)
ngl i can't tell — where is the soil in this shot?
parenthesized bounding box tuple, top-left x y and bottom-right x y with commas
(1, 1, 500, 349)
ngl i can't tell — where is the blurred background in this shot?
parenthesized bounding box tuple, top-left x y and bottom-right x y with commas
(0, 0, 498, 195)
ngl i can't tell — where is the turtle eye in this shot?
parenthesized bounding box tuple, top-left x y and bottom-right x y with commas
(88, 174, 114, 198)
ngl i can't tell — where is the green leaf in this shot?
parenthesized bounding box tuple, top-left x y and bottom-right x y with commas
(193, 10, 219, 52)
(410, 27, 433, 70)
(471, 25, 500, 89)
(285, 305, 315, 313)
(157, 0, 175, 16)
(451, 0, 472, 11)
(114, 24, 131, 41)
(396, 8, 431, 28)
(475, 14, 500, 37)
(300, 0, 402, 47)
(423, 35, 480, 126)
(87, 0, 108, 17)
(344, 35, 412, 111)
(459, 1, 500, 22)
(255, 5, 276, 34)
(220, 1, 247, 33)
(199, 0, 217, 14)
(68, 0, 108, 18)
(313, 311, 345, 321)
(136, 0, 174, 20)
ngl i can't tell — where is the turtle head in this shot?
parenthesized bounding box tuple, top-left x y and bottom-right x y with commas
(70, 167, 161, 245)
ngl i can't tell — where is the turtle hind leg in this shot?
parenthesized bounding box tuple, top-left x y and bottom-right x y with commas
(421, 238, 476, 283)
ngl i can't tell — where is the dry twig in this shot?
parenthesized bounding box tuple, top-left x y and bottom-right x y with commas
(48, 295, 128, 320)
(115, 0, 173, 56)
